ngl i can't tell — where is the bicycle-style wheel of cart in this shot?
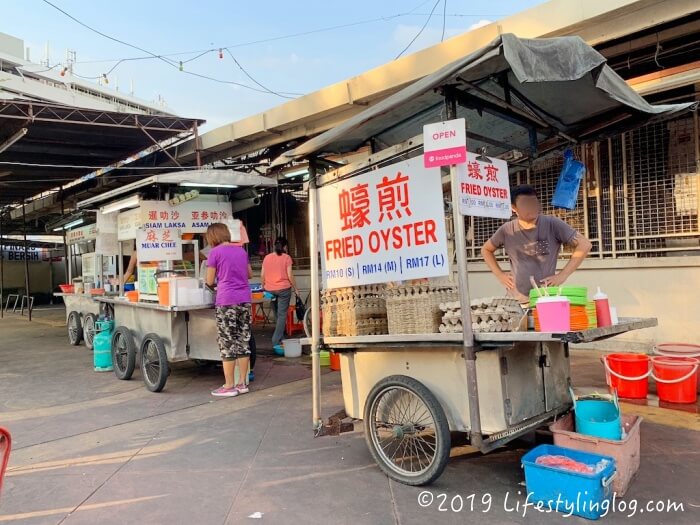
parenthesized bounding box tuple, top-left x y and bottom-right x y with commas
(111, 326, 137, 380)
(83, 313, 97, 350)
(67, 311, 83, 346)
(140, 333, 169, 393)
(363, 375, 451, 486)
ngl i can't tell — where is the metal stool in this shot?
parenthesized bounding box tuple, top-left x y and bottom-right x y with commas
(3, 294, 19, 314)
(20, 295, 34, 316)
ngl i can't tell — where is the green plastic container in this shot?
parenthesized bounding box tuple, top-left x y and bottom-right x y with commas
(530, 286, 589, 308)
(93, 320, 114, 372)
(529, 286, 588, 298)
(320, 350, 331, 367)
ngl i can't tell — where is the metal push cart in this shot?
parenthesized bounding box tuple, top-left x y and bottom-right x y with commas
(272, 34, 693, 485)
(54, 223, 115, 349)
(76, 169, 276, 392)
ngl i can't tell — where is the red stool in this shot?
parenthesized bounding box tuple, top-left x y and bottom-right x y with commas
(252, 303, 267, 325)
(0, 427, 11, 497)
(286, 306, 304, 336)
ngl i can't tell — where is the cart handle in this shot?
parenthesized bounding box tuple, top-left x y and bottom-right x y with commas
(600, 355, 652, 382)
(649, 357, 699, 384)
(569, 385, 620, 412)
(602, 471, 617, 488)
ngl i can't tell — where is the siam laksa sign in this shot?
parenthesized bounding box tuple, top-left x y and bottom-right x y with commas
(318, 158, 449, 289)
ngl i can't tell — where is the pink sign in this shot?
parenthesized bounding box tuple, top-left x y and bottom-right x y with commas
(423, 118, 467, 168)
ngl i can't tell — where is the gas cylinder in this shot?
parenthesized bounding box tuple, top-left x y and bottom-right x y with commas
(93, 319, 114, 372)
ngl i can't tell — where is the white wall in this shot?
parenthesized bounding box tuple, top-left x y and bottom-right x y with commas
(290, 256, 700, 351)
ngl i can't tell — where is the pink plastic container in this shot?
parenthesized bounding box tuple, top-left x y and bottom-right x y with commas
(550, 413, 642, 497)
(535, 296, 571, 332)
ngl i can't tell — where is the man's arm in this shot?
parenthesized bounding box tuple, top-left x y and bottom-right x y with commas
(481, 240, 516, 291)
(542, 233, 592, 286)
(122, 256, 137, 285)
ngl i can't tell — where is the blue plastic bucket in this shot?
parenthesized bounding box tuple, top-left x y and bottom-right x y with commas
(571, 388, 621, 440)
(522, 444, 617, 520)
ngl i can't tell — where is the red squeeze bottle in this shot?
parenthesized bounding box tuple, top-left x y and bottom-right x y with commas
(593, 287, 612, 328)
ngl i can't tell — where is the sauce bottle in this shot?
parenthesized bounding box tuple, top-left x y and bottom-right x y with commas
(593, 287, 612, 328)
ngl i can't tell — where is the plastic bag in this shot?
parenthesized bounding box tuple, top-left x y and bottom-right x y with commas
(295, 295, 306, 322)
(536, 455, 593, 474)
(535, 455, 610, 474)
(551, 149, 585, 210)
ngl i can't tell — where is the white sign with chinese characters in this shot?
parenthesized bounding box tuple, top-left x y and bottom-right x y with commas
(96, 211, 119, 255)
(66, 224, 97, 244)
(458, 153, 512, 219)
(318, 158, 449, 289)
(136, 228, 183, 261)
(117, 208, 141, 241)
(139, 200, 233, 233)
(423, 118, 467, 168)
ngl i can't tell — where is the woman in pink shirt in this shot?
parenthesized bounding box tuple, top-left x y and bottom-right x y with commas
(261, 237, 297, 352)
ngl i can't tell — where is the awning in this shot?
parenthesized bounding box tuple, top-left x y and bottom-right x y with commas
(272, 34, 697, 167)
(77, 169, 277, 209)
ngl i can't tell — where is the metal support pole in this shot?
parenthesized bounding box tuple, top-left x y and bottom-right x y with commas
(445, 94, 482, 447)
(61, 191, 69, 283)
(193, 123, 202, 168)
(117, 242, 124, 296)
(621, 133, 631, 252)
(694, 111, 699, 232)
(0, 215, 4, 319)
(22, 203, 31, 321)
(594, 143, 604, 258)
(308, 160, 323, 429)
(608, 138, 616, 257)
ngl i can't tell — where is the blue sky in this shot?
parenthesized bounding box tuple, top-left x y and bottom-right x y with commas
(3, 0, 540, 130)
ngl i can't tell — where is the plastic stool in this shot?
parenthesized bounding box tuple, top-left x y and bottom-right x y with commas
(286, 306, 304, 336)
(0, 427, 11, 497)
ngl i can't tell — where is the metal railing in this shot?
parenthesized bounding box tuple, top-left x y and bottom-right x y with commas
(468, 113, 700, 260)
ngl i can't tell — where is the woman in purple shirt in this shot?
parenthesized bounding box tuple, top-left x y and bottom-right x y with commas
(205, 223, 253, 397)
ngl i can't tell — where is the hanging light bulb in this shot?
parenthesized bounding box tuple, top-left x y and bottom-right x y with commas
(102, 73, 109, 85)
(60, 67, 67, 77)
(218, 48, 224, 59)
(179, 61, 184, 71)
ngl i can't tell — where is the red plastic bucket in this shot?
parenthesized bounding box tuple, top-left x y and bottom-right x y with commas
(651, 356, 699, 404)
(602, 353, 650, 399)
(329, 352, 341, 371)
(655, 344, 700, 394)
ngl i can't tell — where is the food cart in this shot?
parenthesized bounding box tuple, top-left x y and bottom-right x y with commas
(271, 34, 695, 485)
(54, 221, 118, 349)
(75, 169, 276, 392)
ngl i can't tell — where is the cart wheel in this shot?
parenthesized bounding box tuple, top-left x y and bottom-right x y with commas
(111, 327, 136, 380)
(364, 375, 451, 486)
(140, 333, 169, 393)
(67, 311, 83, 345)
(83, 313, 97, 350)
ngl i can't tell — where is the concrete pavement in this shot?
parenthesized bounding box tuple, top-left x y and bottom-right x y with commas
(1, 308, 699, 524)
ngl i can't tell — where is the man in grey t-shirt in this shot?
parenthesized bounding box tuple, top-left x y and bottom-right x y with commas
(481, 185, 592, 303)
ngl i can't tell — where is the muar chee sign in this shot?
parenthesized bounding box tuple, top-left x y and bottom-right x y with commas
(318, 158, 449, 289)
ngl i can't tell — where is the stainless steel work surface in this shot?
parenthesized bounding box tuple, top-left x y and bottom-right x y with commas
(96, 296, 214, 313)
(321, 318, 657, 348)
